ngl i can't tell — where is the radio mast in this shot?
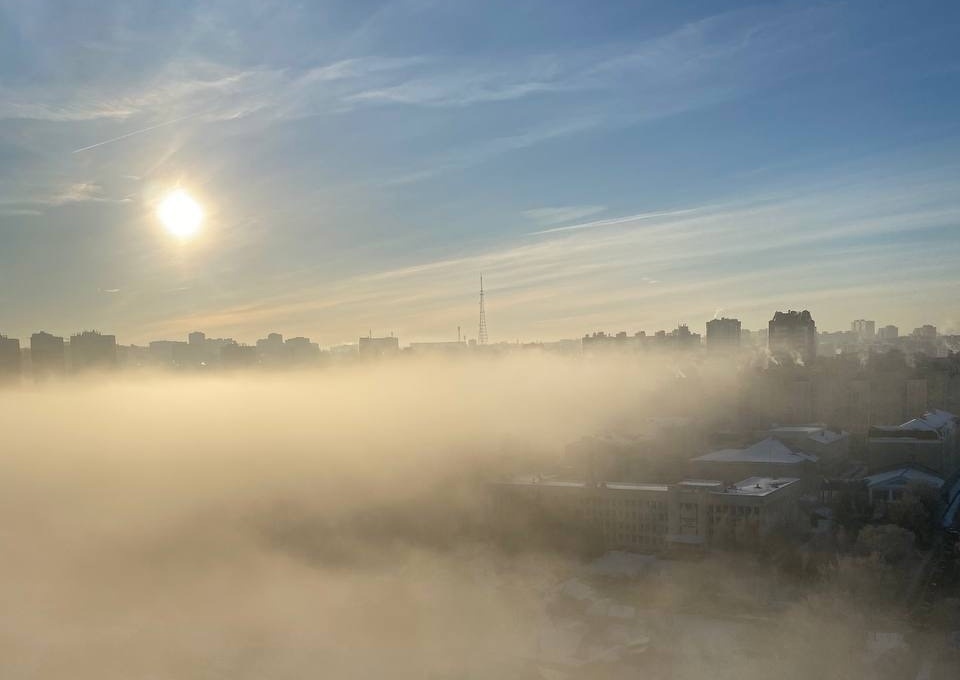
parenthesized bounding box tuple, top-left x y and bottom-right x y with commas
(478, 275, 488, 345)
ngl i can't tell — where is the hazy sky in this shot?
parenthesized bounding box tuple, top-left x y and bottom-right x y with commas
(1, 0, 959, 345)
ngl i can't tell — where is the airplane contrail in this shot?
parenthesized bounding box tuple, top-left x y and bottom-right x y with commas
(72, 112, 200, 154)
(528, 207, 702, 236)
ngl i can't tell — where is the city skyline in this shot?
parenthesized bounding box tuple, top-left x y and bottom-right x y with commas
(0, 308, 952, 349)
(2, 1, 960, 344)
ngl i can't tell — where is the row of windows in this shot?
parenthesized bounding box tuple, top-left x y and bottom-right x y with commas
(580, 498, 666, 509)
(708, 505, 761, 516)
(586, 509, 668, 521)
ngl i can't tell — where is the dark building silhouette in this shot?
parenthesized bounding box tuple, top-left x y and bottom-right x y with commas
(286, 336, 320, 363)
(706, 317, 741, 353)
(851, 319, 875, 341)
(358, 335, 399, 358)
(220, 342, 257, 369)
(877, 325, 899, 341)
(30, 331, 65, 378)
(582, 331, 641, 352)
(69, 330, 117, 372)
(188, 331, 206, 346)
(652, 324, 701, 351)
(0, 334, 22, 382)
(149, 340, 187, 366)
(256, 332, 288, 366)
(769, 310, 816, 365)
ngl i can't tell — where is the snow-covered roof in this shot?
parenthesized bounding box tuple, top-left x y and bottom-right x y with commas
(864, 466, 944, 490)
(501, 475, 585, 488)
(898, 409, 958, 432)
(807, 429, 847, 444)
(899, 418, 938, 432)
(605, 482, 670, 492)
(766, 425, 848, 444)
(714, 476, 801, 497)
(693, 437, 818, 465)
(678, 479, 724, 489)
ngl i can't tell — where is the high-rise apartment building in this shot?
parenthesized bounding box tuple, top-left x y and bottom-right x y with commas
(706, 317, 741, 353)
(69, 330, 117, 372)
(30, 331, 65, 378)
(768, 310, 817, 365)
(851, 319, 876, 340)
(0, 334, 21, 381)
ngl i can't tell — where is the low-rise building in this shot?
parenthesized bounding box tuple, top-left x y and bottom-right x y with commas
(492, 473, 802, 554)
(358, 335, 399, 358)
(862, 464, 944, 504)
(690, 437, 818, 487)
(762, 424, 850, 467)
(666, 476, 803, 550)
(867, 409, 960, 475)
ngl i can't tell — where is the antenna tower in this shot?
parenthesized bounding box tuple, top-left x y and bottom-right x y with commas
(478, 275, 488, 345)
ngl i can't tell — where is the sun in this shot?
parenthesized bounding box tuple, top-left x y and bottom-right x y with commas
(157, 189, 203, 240)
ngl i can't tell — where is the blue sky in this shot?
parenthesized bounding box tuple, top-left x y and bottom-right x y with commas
(1, 0, 959, 345)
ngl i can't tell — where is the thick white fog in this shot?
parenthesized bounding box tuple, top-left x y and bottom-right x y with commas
(0, 355, 946, 679)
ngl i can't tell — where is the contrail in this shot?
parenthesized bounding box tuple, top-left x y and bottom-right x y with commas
(72, 112, 200, 154)
(528, 207, 701, 236)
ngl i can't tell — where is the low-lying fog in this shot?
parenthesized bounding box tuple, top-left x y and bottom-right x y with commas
(0, 354, 946, 679)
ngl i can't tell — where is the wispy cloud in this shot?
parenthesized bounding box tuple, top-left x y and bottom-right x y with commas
(0, 182, 131, 211)
(522, 205, 606, 226)
(379, 117, 602, 186)
(141, 167, 960, 344)
(528, 207, 703, 236)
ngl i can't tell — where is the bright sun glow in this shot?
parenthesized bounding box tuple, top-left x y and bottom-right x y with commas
(157, 189, 203, 240)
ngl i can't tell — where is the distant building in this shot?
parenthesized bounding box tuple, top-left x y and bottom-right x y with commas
(762, 425, 850, 466)
(30, 331, 65, 378)
(493, 474, 802, 553)
(862, 464, 944, 505)
(851, 319, 876, 341)
(666, 477, 802, 551)
(149, 340, 188, 366)
(910, 325, 939, 356)
(768, 310, 816, 365)
(650, 325, 701, 351)
(188, 331, 206, 346)
(69, 331, 117, 372)
(358, 335, 399, 358)
(706, 317, 741, 353)
(867, 409, 960, 475)
(220, 342, 257, 369)
(690, 438, 819, 488)
(0, 334, 21, 382)
(285, 336, 320, 363)
(409, 341, 468, 356)
(256, 332, 288, 366)
(877, 325, 899, 341)
(582, 331, 641, 352)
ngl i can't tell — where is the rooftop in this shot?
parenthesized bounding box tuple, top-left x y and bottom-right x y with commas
(678, 479, 724, 489)
(604, 482, 670, 493)
(864, 465, 944, 490)
(693, 437, 818, 465)
(500, 475, 585, 488)
(901, 409, 958, 432)
(714, 477, 801, 497)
